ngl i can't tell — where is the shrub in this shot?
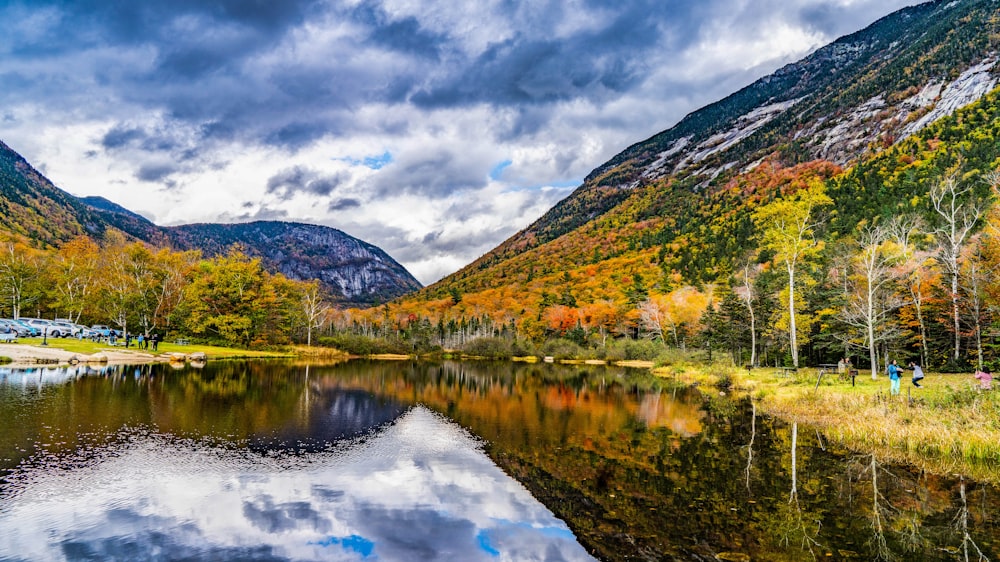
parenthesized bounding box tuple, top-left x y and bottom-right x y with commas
(510, 339, 540, 358)
(461, 337, 513, 359)
(543, 338, 584, 360)
(602, 342, 628, 362)
(623, 339, 662, 361)
(316, 334, 410, 355)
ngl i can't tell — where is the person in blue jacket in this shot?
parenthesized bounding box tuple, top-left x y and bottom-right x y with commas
(887, 359, 902, 395)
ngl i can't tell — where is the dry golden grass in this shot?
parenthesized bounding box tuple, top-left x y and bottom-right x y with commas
(653, 364, 1000, 482)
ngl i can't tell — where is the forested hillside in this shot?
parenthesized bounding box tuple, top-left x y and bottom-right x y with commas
(338, 0, 1000, 372)
(0, 141, 421, 306)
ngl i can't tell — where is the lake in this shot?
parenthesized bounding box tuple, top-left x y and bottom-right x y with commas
(0, 360, 997, 561)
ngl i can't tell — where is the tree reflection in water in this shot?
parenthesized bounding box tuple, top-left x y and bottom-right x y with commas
(0, 359, 998, 560)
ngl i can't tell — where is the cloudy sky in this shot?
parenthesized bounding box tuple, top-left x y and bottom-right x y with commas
(0, 0, 921, 284)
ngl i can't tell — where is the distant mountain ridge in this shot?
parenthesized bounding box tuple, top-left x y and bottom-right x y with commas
(164, 221, 422, 304)
(0, 140, 421, 305)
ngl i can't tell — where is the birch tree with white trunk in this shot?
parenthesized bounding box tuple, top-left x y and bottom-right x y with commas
(752, 181, 832, 369)
(930, 175, 983, 363)
(841, 224, 903, 380)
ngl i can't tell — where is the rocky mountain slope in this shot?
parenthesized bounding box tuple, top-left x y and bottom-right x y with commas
(165, 221, 422, 306)
(0, 141, 421, 306)
(409, 0, 1000, 304)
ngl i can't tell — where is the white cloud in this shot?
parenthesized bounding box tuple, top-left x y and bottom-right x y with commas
(0, 0, 922, 285)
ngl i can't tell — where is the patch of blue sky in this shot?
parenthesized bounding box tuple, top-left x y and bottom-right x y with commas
(489, 159, 512, 181)
(476, 530, 501, 557)
(337, 151, 393, 170)
(310, 534, 376, 557)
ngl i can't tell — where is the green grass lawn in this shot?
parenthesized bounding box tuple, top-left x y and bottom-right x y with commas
(13, 337, 292, 359)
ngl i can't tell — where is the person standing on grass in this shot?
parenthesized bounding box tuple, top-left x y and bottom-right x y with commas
(910, 362, 924, 387)
(887, 360, 902, 395)
(974, 368, 992, 390)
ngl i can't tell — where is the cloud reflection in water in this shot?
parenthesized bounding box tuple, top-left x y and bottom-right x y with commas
(0, 407, 595, 561)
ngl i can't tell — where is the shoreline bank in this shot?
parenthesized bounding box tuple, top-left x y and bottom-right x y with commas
(654, 363, 1000, 484)
(0, 343, 174, 368)
(5, 343, 996, 482)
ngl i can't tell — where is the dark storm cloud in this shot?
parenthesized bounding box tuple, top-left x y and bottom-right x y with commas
(33, 0, 313, 48)
(264, 121, 334, 151)
(225, 206, 290, 222)
(266, 166, 351, 200)
(367, 148, 489, 198)
(354, 2, 447, 61)
(412, 226, 518, 258)
(409, 20, 656, 108)
(328, 198, 362, 211)
(101, 125, 146, 150)
(0, 0, 922, 163)
(136, 163, 179, 183)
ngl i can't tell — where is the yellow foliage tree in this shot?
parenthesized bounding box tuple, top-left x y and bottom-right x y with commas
(752, 180, 832, 368)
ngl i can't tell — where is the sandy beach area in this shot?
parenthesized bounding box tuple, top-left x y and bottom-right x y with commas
(0, 343, 183, 369)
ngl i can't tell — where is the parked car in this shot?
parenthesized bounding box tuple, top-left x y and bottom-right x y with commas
(23, 318, 68, 337)
(51, 320, 81, 337)
(7, 319, 39, 337)
(90, 325, 122, 338)
(0, 323, 14, 342)
(68, 323, 97, 338)
(0, 319, 33, 336)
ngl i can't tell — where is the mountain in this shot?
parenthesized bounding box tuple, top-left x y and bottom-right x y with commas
(403, 0, 1000, 309)
(164, 221, 422, 306)
(0, 141, 422, 306)
(0, 140, 111, 244)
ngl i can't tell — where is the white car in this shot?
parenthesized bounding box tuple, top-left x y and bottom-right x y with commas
(51, 321, 79, 336)
(69, 323, 98, 338)
(23, 318, 68, 337)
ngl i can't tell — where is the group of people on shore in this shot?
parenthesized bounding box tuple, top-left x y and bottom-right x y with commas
(127, 332, 160, 351)
(883, 359, 992, 394)
(885, 360, 924, 395)
(91, 331, 160, 351)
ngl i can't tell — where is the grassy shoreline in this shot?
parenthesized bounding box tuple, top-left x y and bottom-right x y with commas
(5, 340, 997, 482)
(653, 361, 1000, 483)
(0, 338, 296, 364)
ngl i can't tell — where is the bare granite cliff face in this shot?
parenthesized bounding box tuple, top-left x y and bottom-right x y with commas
(78, 201, 423, 306)
(163, 221, 422, 306)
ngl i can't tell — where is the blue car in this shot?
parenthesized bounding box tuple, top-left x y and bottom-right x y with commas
(3, 319, 39, 337)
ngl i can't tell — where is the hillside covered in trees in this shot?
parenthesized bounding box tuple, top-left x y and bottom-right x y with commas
(0, 140, 421, 307)
(336, 0, 1000, 372)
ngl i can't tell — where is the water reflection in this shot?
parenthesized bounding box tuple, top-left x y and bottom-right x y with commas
(0, 407, 593, 561)
(0, 360, 997, 561)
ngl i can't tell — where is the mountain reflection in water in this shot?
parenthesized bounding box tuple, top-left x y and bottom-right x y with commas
(0, 359, 998, 560)
(0, 362, 595, 561)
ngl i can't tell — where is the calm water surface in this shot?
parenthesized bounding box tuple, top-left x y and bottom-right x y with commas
(0, 360, 997, 561)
